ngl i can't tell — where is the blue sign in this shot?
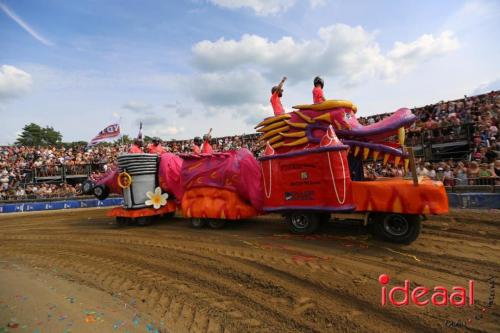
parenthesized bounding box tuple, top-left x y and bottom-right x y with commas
(448, 193, 500, 209)
(0, 198, 124, 214)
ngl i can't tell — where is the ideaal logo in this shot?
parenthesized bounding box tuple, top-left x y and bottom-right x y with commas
(379, 274, 496, 328)
(379, 274, 474, 307)
(445, 276, 496, 328)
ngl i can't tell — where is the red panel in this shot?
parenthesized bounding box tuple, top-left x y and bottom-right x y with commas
(261, 149, 354, 212)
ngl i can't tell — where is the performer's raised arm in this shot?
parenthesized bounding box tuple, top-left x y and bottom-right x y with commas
(276, 76, 287, 91)
(270, 77, 287, 116)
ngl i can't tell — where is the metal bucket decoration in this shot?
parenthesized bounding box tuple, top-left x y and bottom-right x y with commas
(117, 154, 159, 209)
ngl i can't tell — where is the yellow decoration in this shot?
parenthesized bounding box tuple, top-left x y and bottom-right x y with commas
(398, 127, 406, 146)
(294, 110, 314, 123)
(280, 131, 306, 138)
(293, 99, 355, 111)
(284, 120, 308, 129)
(117, 172, 132, 189)
(271, 141, 285, 149)
(255, 114, 291, 128)
(257, 120, 287, 133)
(363, 147, 370, 160)
(282, 137, 309, 147)
(313, 112, 333, 123)
(353, 146, 360, 157)
(259, 125, 290, 141)
(267, 135, 283, 144)
(383, 153, 390, 165)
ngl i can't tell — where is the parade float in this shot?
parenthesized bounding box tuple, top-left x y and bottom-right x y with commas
(84, 99, 448, 244)
(255, 100, 448, 243)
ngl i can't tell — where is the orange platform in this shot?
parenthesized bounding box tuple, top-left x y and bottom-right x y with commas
(352, 178, 448, 215)
(107, 200, 177, 218)
(182, 187, 259, 220)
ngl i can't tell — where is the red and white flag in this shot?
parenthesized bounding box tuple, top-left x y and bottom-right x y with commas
(89, 123, 121, 145)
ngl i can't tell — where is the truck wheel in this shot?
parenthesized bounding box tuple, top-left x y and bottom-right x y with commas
(93, 185, 109, 201)
(116, 216, 130, 227)
(163, 211, 176, 219)
(285, 213, 320, 235)
(82, 180, 95, 195)
(372, 213, 421, 244)
(208, 219, 226, 229)
(136, 216, 152, 226)
(190, 218, 206, 228)
(319, 213, 331, 224)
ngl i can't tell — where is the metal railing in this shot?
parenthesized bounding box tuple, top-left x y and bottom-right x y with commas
(445, 177, 500, 193)
(29, 163, 105, 183)
(406, 124, 475, 161)
(0, 193, 122, 204)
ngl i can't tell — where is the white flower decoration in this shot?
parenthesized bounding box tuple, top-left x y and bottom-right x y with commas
(145, 187, 168, 209)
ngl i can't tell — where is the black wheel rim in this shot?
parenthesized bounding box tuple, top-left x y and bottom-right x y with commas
(83, 182, 92, 193)
(291, 215, 309, 229)
(383, 215, 409, 236)
(209, 220, 224, 227)
(192, 219, 203, 227)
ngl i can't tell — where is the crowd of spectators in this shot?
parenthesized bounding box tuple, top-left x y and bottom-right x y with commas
(0, 145, 124, 200)
(364, 158, 499, 186)
(159, 133, 261, 154)
(358, 90, 499, 149)
(1, 91, 498, 201)
(0, 182, 82, 201)
(0, 135, 262, 200)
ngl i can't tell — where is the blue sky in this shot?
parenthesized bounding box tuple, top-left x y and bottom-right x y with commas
(1, 0, 499, 144)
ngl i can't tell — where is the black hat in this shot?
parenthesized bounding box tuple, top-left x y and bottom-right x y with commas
(314, 76, 324, 88)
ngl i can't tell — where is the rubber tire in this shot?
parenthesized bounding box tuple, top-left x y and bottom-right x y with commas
(372, 213, 421, 244)
(208, 219, 226, 229)
(136, 216, 152, 227)
(93, 185, 109, 201)
(82, 180, 95, 195)
(190, 218, 206, 228)
(319, 213, 331, 224)
(284, 213, 320, 235)
(116, 216, 130, 227)
(163, 211, 176, 219)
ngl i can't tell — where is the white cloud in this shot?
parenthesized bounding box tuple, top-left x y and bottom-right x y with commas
(444, 0, 499, 33)
(164, 101, 193, 118)
(137, 116, 185, 138)
(122, 100, 152, 113)
(165, 126, 185, 136)
(192, 70, 267, 106)
(207, 0, 295, 15)
(0, 64, 33, 102)
(0, 2, 53, 46)
(309, 0, 326, 9)
(472, 78, 500, 95)
(387, 31, 459, 75)
(192, 24, 460, 85)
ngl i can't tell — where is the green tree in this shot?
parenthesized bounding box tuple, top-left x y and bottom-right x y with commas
(16, 123, 63, 146)
(62, 141, 88, 149)
(115, 134, 132, 145)
(42, 126, 63, 145)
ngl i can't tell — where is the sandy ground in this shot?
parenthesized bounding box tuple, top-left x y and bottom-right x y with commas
(0, 208, 499, 333)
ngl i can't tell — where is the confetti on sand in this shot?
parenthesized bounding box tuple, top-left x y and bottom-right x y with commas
(383, 247, 421, 262)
